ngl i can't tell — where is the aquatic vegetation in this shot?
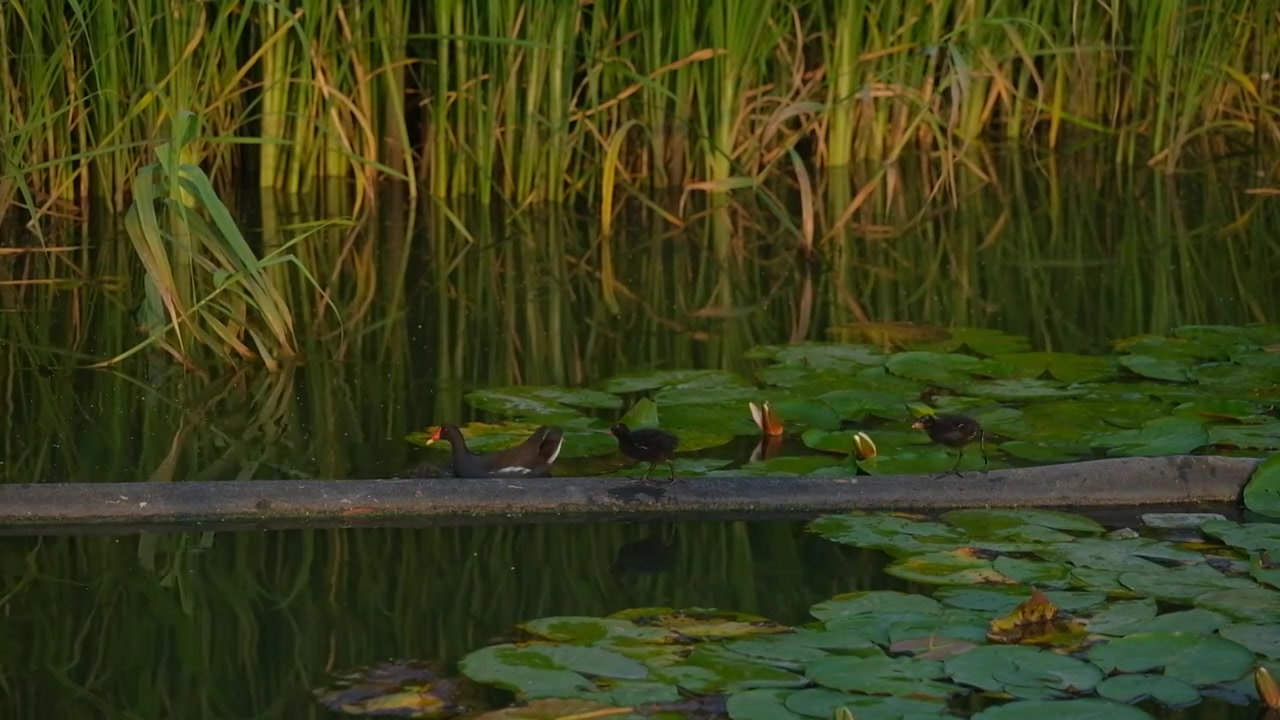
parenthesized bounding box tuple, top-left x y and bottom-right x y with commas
(319, 508, 1280, 718)
(407, 324, 1280, 478)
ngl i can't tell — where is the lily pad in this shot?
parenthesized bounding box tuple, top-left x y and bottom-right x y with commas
(746, 342, 886, 369)
(726, 688, 804, 720)
(1118, 564, 1257, 603)
(600, 369, 742, 395)
(1018, 399, 1169, 444)
(518, 616, 676, 646)
(1243, 452, 1280, 518)
(941, 508, 1105, 536)
(1172, 399, 1267, 422)
(991, 556, 1073, 587)
(1120, 609, 1231, 635)
(766, 398, 844, 431)
(999, 440, 1091, 463)
(659, 402, 759, 437)
(809, 591, 943, 622)
(884, 550, 1013, 586)
(991, 351, 1119, 384)
(1218, 623, 1280, 659)
(914, 328, 1033, 357)
(1095, 673, 1200, 707)
(1117, 354, 1195, 383)
(933, 587, 1105, 614)
(884, 351, 1014, 386)
(617, 398, 660, 428)
(1086, 631, 1255, 686)
(1090, 416, 1210, 457)
(1194, 586, 1280, 623)
(1082, 598, 1158, 636)
(458, 644, 648, 698)
(1035, 536, 1203, 572)
(1201, 518, 1280, 554)
(652, 645, 807, 693)
(1209, 423, 1280, 451)
(806, 655, 957, 699)
(817, 390, 915, 422)
(782, 688, 948, 719)
(943, 645, 1104, 700)
(972, 698, 1153, 719)
(963, 379, 1084, 402)
(807, 515, 967, 557)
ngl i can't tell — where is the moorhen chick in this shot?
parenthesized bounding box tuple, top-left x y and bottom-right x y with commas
(609, 423, 679, 484)
(426, 424, 564, 479)
(911, 413, 987, 476)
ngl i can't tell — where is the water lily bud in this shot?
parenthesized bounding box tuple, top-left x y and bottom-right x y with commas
(853, 431, 877, 460)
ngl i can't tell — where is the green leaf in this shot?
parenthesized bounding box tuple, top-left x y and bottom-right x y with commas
(748, 343, 886, 369)
(651, 645, 806, 693)
(1117, 564, 1257, 603)
(807, 516, 967, 557)
(806, 655, 957, 699)
(999, 440, 1090, 463)
(1172, 399, 1268, 422)
(1018, 399, 1169, 444)
(1082, 598, 1159, 636)
(813, 390, 910, 422)
(933, 587, 1105, 614)
(884, 551, 1005, 586)
(1201, 518, 1280, 554)
(1086, 632, 1255, 686)
(1117, 354, 1194, 382)
(1095, 673, 1199, 707)
(659, 402, 760, 437)
(943, 645, 1104, 700)
(1120, 609, 1231, 635)
(1209, 423, 1280, 451)
(809, 591, 942, 622)
(458, 644, 648, 698)
(1218, 623, 1280, 660)
(990, 352, 1119, 384)
(767, 398, 844, 431)
(726, 689, 805, 720)
(971, 698, 1153, 720)
(1243, 452, 1280, 518)
(991, 556, 1073, 587)
(884, 351, 1014, 385)
(1035, 536, 1202, 572)
(1194, 586, 1280, 623)
(941, 508, 1105, 536)
(963, 379, 1085, 401)
(783, 688, 948, 719)
(618, 398, 660, 427)
(1090, 416, 1209, 457)
(914, 328, 1032, 356)
(600, 369, 741, 394)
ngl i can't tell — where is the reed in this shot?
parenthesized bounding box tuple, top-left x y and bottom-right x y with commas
(2, 0, 1278, 225)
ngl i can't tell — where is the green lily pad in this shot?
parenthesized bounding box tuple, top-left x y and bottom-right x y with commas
(754, 367, 856, 393)
(1114, 334, 1228, 362)
(914, 328, 1032, 357)
(1090, 416, 1209, 457)
(971, 698, 1153, 720)
(1086, 631, 1255, 686)
(600, 369, 742, 395)
(1218, 623, 1280, 659)
(1118, 564, 1257, 603)
(807, 515, 967, 557)
(963, 379, 1084, 402)
(1082, 598, 1159, 636)
(652, 645, 806, 693)
(782, 688, 948, 719)
(1121, 609, 1231, 635)
(806, 655, 957, 699)
(659, 403, 760, 437)
(809, 591, 943, 622)
(884, 551, 1008, 586)
(462, 389, 584, 421)
(991, 352, 1119, 384)
(1194, 586, 1280, 623)
(943, 645, 1104, 700)
(933, 587, 1105, 614)
(942, 508, 1106, 536)
(720, 634, 842, 667)
(991, 556, 1073, 587)
(885, 351, 1014, 386)
(747, 342, 886, 369)
(1018, 399, 1169, 444)
(617, 398, 660, 428)
(1209, 423, 1280, 451)
(1252, 551, 1280, 590)
(1095, 673, 1200, 707)
(1117, 354, 1195, 383)
(817, 390, 915, 422)
(1035, 536, 1203, 572)
(518, 616, 676, 645)
(884, 609, 992, 645)
(607, 608, 787, 640)
(726, 688, 805, 720)
(999, 440, 1091, 463)
(458, 643, 648, 698)
(405, 421, 553, 453)
(765, 398, 844, 431)
(1172, 324, 1273, 350)
(1201, 518, 1280, 554)
(1243, 452, 1280, 518)
(1172, 399, 1267, 422)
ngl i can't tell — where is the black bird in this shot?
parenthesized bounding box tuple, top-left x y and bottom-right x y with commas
(609, 423, 679, 483)
(911, 413, 987, 476)
(426, 424, 564, 478)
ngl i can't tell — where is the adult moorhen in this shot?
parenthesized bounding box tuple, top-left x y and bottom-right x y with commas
(609, 423, 679, 484)
(426, 424, 564, 479)
(911, 413, 987, 476)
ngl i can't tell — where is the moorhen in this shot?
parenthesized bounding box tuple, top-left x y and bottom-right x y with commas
(609, 423, 679, 483)
(426, 424, 564, 479)
(911, 413, 987, 476)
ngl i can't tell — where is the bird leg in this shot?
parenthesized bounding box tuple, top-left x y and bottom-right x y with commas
(949, 448, 965, 477)
(978, 431, 989, 468)
(664, 459, 677, 484)
(639, 462, 654, 481)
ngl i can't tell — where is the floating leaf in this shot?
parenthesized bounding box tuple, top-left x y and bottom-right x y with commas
(971, 698, 1153, 720)
(885, 351, 1015, 385)
(1194, 586, 1280, 623)
(617, 398, 660, 428)
(652, 645, 806, 693)
(991, 352, 1119, 384)
(885, 549, 1016, 586)
(458, 644, 647, 698)
(913, 327, 1033, 357)
(518, 616, 676, 646)
(1209, 423, 1280, 451)
(1218, 624, 1280, 659)
(1035, 536, 1203, 572)
(943, 645, 1104, 700)
(1086, 632, 1255, 686)
(600, 369, 741, 394)
(933, 587, 1105, 615)
(809, 591, 943, 622)
(1090, 416, 1209, 457)
(766, 398, 843, 432)
(747, 343, 886, 369)
(1120, 609, 1231, 636)
(991, 556, 1073, 588)
(725, 688, 804, 720)
(1117, 354, 1194, 382)
(942, 508, 1106, 537)
(1018, 399, 1169, 443)
(1172, 399, 1268, 422)
(806, 655, 957, 699)
(1117, 564, 1257, 603)
(986, 588, 1086, 645)
(1244, 452, 1280, 518)
(1082, 598, 1159, 636)
(964, 379, 1084, 402)
(660, 402, 759, 437)
(999, 440, 1090, 463)
(782, 688, 949, 719)
(1201, 518, 1280, 555)
(469, 698, 618, 720)
(608, 608, 788, 641)
(1095, 673, 1200, 707)
(817, 390, 916, 422)
(807, 516, 967, 557)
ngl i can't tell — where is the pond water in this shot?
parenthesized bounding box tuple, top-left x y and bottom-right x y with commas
(2, 154, 1280, 718)
(0, 508, 1268, 719)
